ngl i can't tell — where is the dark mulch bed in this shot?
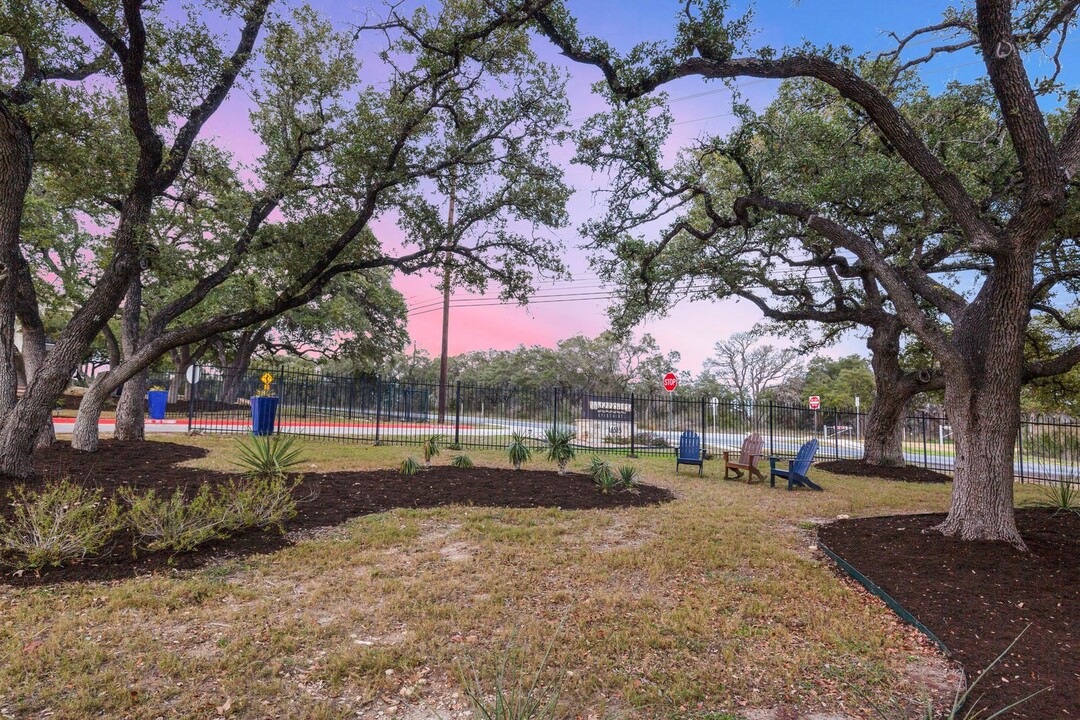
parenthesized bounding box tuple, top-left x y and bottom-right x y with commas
(817, 458, 951, 484)
(819, 511, 1079, 719)
(2, 440, 673, 587)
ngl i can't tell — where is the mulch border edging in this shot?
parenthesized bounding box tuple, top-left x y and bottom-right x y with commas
(817, 536, 952, 656)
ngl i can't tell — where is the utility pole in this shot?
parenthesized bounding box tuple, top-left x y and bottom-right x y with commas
(437, 174, 456, 424)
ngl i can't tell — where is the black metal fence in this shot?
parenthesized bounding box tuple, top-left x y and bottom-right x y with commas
(87, 364, 1080, 485)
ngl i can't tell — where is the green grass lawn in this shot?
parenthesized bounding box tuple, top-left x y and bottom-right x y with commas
(0, 436, 1044, 719)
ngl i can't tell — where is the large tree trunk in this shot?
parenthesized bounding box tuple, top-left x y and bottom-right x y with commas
(102, 325, 121, 372)
(71, 373, 114, 452)
(862, 320, 944, 466)
(0, 106, 32, 420)
(16, 310, 55, 449)
(933, 256, 1031, 548)
(112, 276, 145, 441)
(114, 370, 148, 441)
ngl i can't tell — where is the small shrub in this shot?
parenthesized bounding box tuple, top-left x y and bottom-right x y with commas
(617, 465, 639, 489)
(508, 433, 532, 470)
(233, 434, 305, 479)
(447, 442, 463, 451)
(544, 428, 576, 475)
(122, 485, 229, 553)
(422, 434, 443, 468)
(450, 454, 474, 469)
(589, 457, 620, 494)
(0, 479, 121, 568)
(1022, 480, 1080, 516)
(222, 475, 301, 533)
(400, 457, 422, 476)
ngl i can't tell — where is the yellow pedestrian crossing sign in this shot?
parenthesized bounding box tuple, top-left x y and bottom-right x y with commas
(261, 372, 274, 391)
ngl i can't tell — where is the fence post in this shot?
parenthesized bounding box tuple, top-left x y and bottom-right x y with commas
(768, 401, 774, 458)
(833, 409, 840, 460)
(375, 376, 383, 446)
(187, 373, 196, 433)
(921, 412, 928, 468)
(700, 395, 707, 453)
(629, 393, 636, 458)
(454, 381, 462, 446)
(1017, 417, 1025, 483)
(552, 386, 558, 434)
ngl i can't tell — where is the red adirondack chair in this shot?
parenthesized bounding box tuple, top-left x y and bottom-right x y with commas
(724, 433, 765, 483)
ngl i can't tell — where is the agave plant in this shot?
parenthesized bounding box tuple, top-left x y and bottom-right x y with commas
(450, 454, 474, 469)
(544, 428, 575, 475)
(233, 434, 305, 479)
(400, 457, 422, 477)
(507, 433, 532, 470)
(617, 465, 639, 489)
(589, 457, 620, 493)
(422, 434, 443, 468)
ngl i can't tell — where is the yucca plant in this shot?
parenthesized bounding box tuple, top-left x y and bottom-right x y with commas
(422, 434, 443, 468)
(507, 433, 532, 470)
(450, 454, 474, 469)
(544, 428, 575, 475)
(589, 457, 620, 494)
(617, 465, 639, 489)
(400, 457, 422, 477)
(233, 434, 305, 479)
(860, 626, 1046, 720)
(1022, 480, 1080, 516)
(458, 625, 565, 720)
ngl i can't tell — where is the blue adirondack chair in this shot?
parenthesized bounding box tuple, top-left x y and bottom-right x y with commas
(770, 439, 822, 491)
(675, 430, 704, 476)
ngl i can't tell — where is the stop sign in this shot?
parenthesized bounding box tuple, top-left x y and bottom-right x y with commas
(663, 372, 678, 392)
(808, 395, 821, 410)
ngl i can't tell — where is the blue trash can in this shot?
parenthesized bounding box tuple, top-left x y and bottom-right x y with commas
(251, 396, 279, 436)
(147, 390, 168, 420)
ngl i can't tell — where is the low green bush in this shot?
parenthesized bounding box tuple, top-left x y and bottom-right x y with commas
(1022, 480, 1080, 516)
(222, 475, 301, 533)
(122, 485, 229, 553)
(617, 465, 640, 489)
(422, 434, 443, 468)
(450, 454, 474, 469)
(508, 433, 532, 470)
(544, 428, 576, 475)
(589, 457, 621, 494)
(0, 479, 121, 569)
(400, 457, 422, 476)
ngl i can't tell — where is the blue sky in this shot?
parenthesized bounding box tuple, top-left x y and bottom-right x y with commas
(203, 1, 1079, 374)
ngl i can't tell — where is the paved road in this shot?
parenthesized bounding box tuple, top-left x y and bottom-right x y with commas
(56, 414, 1074, 482)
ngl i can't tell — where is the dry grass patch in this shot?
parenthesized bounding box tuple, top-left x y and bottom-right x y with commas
(3, 436, 1001, 718)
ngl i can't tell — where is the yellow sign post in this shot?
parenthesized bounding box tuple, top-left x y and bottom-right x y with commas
(260, 372, 274, 393)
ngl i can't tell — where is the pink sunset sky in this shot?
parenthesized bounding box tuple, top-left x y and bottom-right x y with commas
(194, 0, 982, 374)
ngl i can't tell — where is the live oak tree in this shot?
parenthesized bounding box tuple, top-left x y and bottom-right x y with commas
(206, 270, 408, 405)
(530, 0, 1080, 546)
(64, 0, 571, 452)
(0, 0, 272, 476)
(570, 78, 954, 467)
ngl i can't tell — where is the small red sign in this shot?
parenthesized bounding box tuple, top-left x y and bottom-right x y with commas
(663, 372, 678, 392)
(808, 395, 821, 410)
